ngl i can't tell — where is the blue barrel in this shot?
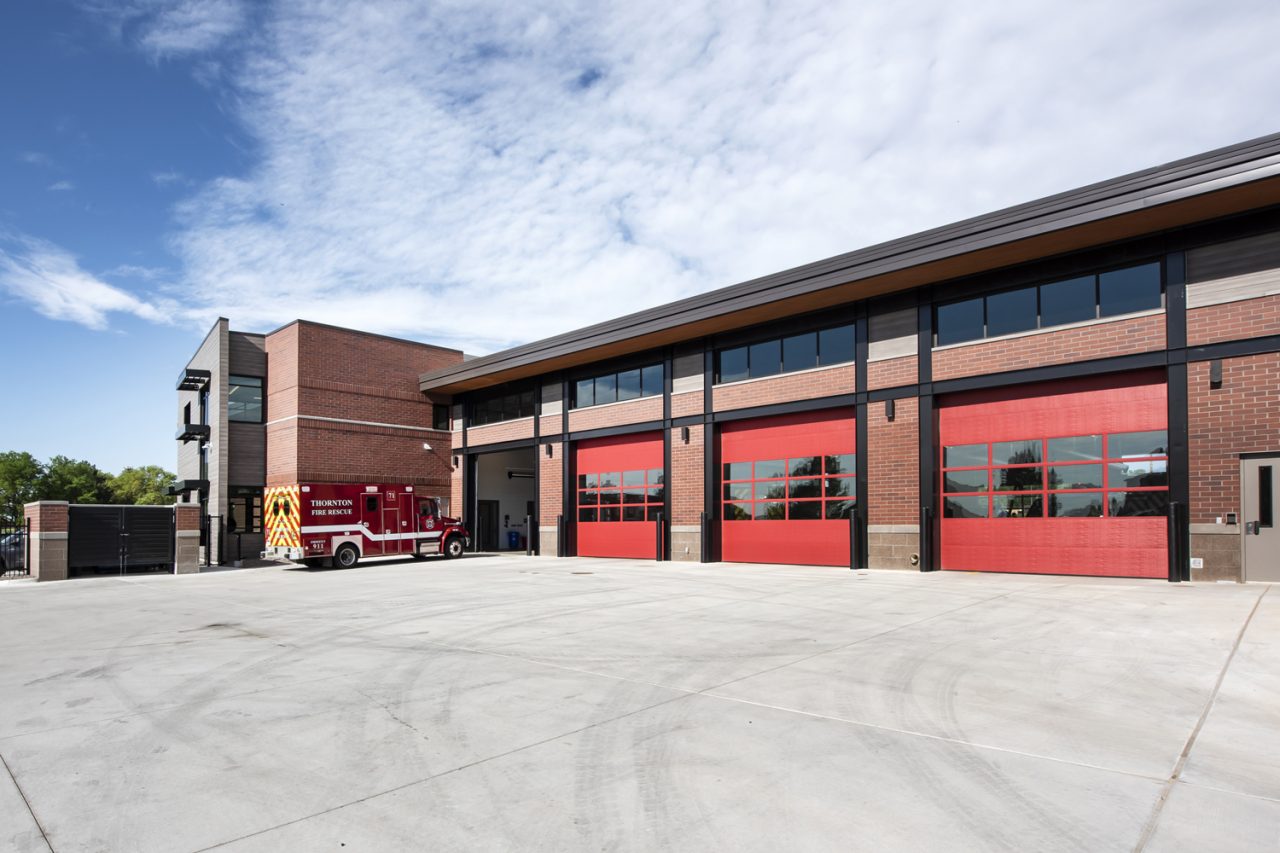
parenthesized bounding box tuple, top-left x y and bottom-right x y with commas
(507, 530, 520, 550)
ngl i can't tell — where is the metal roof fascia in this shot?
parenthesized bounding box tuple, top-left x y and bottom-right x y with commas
(421, 136, 1280, 390)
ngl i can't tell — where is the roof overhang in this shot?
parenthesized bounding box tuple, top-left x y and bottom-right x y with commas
(421, 133, 1280, 395)
(167, 479, 208, 497)
(175, 424, 211, 443)
(176, 369, 211, 392)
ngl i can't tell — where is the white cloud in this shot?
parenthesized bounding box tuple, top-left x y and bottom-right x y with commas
(47, 181, 75, 192)
(151, 169, 189, 187)
(0, 236, 173, 330)
(83, 0, 247, 59)
(89, 1, 1280, 353)
(19, 151, 53, 167)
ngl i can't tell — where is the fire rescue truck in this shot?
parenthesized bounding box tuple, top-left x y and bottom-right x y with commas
(262, 483, 470, 568)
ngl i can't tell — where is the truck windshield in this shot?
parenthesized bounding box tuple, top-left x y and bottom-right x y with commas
(419, 499, 437, 518)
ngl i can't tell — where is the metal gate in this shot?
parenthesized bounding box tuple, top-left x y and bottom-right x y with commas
(0, 518, 29, 579)
(68, 506, 175, 576)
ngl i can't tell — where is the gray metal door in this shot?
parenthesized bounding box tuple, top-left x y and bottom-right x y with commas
(1242, 457, 1280, 582)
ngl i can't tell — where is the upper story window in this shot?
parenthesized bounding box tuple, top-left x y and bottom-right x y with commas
(228, 375, 263, 423)
(935, 261, 1162, 347)
(471, 387, 536, 426)
(573, 364, 663, 409)
(715, 323, 855, 384)
(431, 404, 450, 431)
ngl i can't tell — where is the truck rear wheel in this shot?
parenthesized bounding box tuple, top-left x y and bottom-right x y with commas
(443, 536, 465, 559)
(334, 543, 360, 569)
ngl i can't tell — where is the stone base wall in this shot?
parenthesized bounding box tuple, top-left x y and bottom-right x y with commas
(671, 527, 701, 562)
(1190, 526, 1242, 582)
(29, 533, 69, 582)
(868, 526, 920, 570)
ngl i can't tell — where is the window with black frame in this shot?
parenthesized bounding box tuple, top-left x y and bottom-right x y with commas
(935, 261, 1162, 347)
(572, 364, 663, 409)
(228, 375, 263, 423)
(715, 322, 855, 384)
(227, 487, 263, 534)
(470, 387, 537, 426)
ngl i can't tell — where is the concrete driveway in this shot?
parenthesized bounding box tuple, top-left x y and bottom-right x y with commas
(1, 556, 1275, 852)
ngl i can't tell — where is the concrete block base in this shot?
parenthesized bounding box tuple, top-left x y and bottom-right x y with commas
(868, 526, 920, 570)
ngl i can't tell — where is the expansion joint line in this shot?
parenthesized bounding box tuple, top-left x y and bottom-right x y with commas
(1133, 585, 1270, 852)
(0, 750, 54, 852)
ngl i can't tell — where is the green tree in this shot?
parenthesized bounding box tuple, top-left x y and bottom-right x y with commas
(109, 466, 176, 506)
(0, 451, 45, 520)
(40, 456, 112, 505)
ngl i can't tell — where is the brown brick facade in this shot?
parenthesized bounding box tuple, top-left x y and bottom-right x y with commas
(539, 443, 563, 532)
(671, 391, 704, 418)
(867, 356, 917, 391)
(1188, 353, 1280, 524)
(265, 321, 462, 489)
(712, 364, 855, 412)
(867, 397, 920, 527)
(931, 313, 1166, 381)
(467, 418, 535, 448)
(567, 396, 663, 432)
(669, 424, 704, 525)
(1186, 294, 1280, 346)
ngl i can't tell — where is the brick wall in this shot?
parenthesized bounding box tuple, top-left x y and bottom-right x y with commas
(671, 391, 704, 418)
(1187, 294, 1280, 346)
(266, 321, 462, 486)
(467, 418, 535, 448)
(539, 415, 562, 438)
(712, 364, 855, 412)
(450, 458, 464, 520)
(1188, 353, 1280, 524)
(867, 356, 917, 390)
(670, 424, 705, 525)
(291, 421, 453, 489)
(867, 397, 919, 526)
(567, 396, 663, 432)
(539, 444, 563, 528)
(932, 314, 1165, 381)
(25, 502, 68, 533)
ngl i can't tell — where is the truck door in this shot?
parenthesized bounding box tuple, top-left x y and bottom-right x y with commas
(362, 493, 383, 556)
(383, 490, 404, 555)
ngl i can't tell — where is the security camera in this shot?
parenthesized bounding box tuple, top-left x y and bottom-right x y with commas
(422, 442, 432, 451)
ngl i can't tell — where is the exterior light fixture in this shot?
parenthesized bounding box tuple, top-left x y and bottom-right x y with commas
(546, 443, 553, 457)
(885, 399, 896, 421)
(1209, 360, 1222, 389)
(681, 426, 690, 443)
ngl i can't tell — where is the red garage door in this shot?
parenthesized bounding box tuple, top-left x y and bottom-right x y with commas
(938, 371, 1168, 578)
(719, 409, 856, 567)
(576, 433, 664, 559)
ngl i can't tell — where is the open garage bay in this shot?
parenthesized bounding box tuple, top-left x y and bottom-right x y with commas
(1, 558, 1275, 852)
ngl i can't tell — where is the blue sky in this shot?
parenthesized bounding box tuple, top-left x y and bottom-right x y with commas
(2, 0, 1280, 474)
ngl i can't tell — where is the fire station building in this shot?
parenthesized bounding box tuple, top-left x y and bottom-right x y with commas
(421, 134, 1280, 583)
(174, 319, 462, 562)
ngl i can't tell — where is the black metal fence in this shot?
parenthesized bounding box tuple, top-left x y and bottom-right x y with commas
(0, 518, 30, 579)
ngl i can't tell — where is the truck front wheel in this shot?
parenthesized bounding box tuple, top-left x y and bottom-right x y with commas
(334, 544, 360, 569)
(443, 536, 465, 559)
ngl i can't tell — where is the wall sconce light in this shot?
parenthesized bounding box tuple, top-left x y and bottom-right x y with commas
(452, 455, 460, 468)
(1209, 360, 1222, 389)
(885, 398, 896, 421)
(545, 443, 554, 457)
(681, 426, 690, 444)
(422, 442, 433, 451)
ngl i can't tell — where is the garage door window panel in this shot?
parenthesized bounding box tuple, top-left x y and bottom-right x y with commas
(723, 453, 857, 522)
(944, 469, 988, 493)
(944, 495, 989, 518)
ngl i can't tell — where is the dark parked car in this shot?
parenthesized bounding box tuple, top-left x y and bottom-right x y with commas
(0, 532, 25, 573)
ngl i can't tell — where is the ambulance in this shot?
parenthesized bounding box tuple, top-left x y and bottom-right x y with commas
(263, 483, 470, 568)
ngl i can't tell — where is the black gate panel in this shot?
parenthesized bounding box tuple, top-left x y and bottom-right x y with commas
(68, 506, 174, 575)
(123, 507, 175, 569)
(0, 518, 28, 578)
